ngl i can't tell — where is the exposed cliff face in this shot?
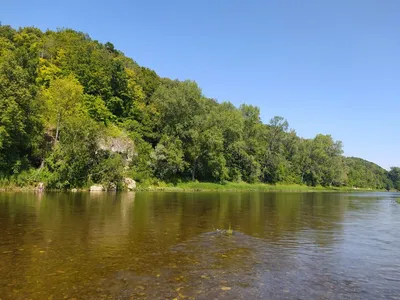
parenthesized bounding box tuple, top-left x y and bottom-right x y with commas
(98, 134, 136, 164)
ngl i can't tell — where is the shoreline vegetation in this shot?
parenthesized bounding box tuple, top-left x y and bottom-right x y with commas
(1, 25, 400, 192)
(136, 182, 385, 192)
(0, 181, 389, 193)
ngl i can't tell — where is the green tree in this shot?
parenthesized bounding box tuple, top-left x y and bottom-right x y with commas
(0, 51, 43, 175)
(83, 94, 114, 124)
(238, 104, 265, 182)
(151, 80, 207, 180)
(389, 167, 400, 190)
(42, 75, 84, 140)
(262, 116, 289, 183)
(150, 136, 186, 180)
(45, 112, 100, 188)
(305, 134, 344, 186)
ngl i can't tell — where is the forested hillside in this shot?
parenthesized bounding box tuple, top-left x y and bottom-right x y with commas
(0, 25, 397, 190)
(344, 157, 392, 190)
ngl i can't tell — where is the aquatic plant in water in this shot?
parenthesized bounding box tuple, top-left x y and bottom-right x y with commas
(215, 224, 234, 236)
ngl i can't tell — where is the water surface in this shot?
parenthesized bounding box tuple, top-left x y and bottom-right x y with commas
(0, 191, 399, 299)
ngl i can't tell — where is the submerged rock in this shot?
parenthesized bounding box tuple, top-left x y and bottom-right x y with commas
(215, 229, 235, 236)
(123, 178, 136, 191)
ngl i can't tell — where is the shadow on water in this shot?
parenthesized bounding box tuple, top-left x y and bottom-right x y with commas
(0, 191, 399, 299)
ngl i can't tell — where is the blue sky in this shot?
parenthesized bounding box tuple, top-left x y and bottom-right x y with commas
(2, 0, 399, 169)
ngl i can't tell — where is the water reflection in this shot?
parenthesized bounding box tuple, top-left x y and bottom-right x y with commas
(0, 191, 399, 299)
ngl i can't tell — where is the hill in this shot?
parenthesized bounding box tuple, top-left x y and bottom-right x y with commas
(344, 157, 391, 189)
(0, 25, 397, 190)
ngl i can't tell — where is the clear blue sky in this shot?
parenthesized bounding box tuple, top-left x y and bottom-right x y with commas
(2, 0, 399, 169)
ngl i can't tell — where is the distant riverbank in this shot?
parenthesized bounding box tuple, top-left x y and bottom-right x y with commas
(136, 182, 384, 192)
(0, 181, 386, 193)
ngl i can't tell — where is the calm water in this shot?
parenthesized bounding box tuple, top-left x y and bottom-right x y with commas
(0, 191, 399, 299)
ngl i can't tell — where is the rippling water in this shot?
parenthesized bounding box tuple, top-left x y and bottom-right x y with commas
(0, 191, 399, 299)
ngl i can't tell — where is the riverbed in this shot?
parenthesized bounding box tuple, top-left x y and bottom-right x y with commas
(0, 191, 399, 299)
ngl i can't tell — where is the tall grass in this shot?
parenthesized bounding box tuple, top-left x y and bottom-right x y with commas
(136, 181, 380, 192)
(0, 168, 52, 191)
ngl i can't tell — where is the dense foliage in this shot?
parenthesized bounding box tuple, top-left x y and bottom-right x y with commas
(344, 157, 393, 190)
(0, 25, 397, 189)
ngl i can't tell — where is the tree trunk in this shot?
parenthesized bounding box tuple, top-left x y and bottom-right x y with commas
(191, 161, 196, 181)
(55, 111, 61, 141)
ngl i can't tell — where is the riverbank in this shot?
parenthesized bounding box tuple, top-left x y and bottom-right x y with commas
(136, 182, 384, 192)
(0, 181, 388, 193)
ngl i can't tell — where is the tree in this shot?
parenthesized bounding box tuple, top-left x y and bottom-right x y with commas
(305, 135, 344, 186)
(45, 112, 100, 188)
(150, 136, 186, 180)
(262, 116, 290, 183)
(42, 75, 84, 140)
(151, 80, 207, 180)
(82, 94, 114, 124)
(238, 104, 265, 182)
(0, 51, 43, 175)
(389, 167, 400, 190)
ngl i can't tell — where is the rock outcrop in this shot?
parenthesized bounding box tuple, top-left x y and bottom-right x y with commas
(123, 178, 136, 191)
(89, 185, 105, 192)
(98, 134, 135, 164)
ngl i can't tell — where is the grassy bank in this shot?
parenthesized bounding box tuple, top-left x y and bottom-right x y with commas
(0, 178, 386, 193)
(136, 181, 382, 192)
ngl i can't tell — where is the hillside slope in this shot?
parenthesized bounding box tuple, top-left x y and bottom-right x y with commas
(0, 25, 396, 190)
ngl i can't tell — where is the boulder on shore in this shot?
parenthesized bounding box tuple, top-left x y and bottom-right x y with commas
(37, 182, 45, 192)
(123, 178, 136, 191)
(108, 182, 117, 191)
(90, 185, 105, 192)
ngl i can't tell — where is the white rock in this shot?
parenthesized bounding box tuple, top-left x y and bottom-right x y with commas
(123, 178, 136, 191)
(37, 182, 45, 192)
(89, 185, 105, 192)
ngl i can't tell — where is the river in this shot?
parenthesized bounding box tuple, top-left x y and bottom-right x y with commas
(0, 191, 399, 299)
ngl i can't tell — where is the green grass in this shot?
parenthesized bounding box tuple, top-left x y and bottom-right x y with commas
(396, 198, 400, 204)
(226, 223, 233, 236)
(0, 176, 386, 193)
(136, 181, 381, 192)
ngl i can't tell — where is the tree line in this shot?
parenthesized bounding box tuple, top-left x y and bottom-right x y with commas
(0, 25, 398, 190)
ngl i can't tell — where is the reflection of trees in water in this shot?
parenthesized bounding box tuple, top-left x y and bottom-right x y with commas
(3, 191, 352, 250)
(134, 192, 350, 246)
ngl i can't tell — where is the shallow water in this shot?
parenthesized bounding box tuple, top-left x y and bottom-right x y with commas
(0, 191, 399, 299)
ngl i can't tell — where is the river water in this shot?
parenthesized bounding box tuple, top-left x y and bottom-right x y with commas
(0, 191, 399, 299)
